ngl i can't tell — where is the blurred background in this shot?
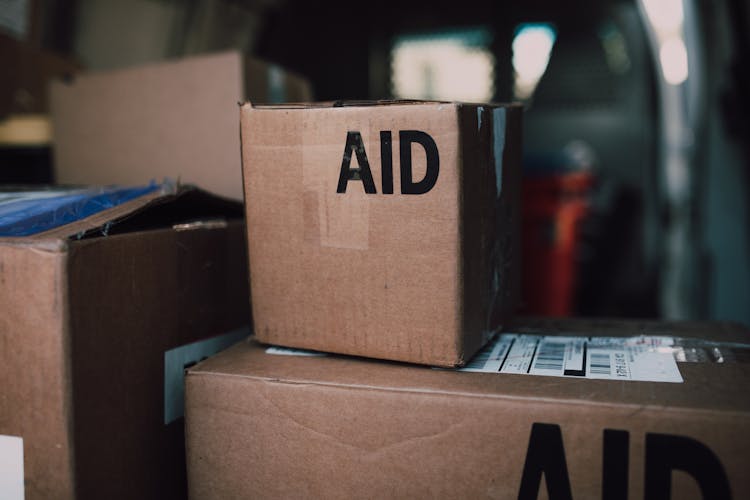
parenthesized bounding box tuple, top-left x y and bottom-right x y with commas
(2, 0, 748, 325)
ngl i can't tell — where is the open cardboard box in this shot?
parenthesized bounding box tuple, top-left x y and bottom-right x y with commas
(0, 184, 250, 499)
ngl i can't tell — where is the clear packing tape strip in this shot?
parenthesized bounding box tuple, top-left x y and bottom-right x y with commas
(455, 334, 750, 382)
(583, 335, 750, 364)
(667, 337, 750, 364)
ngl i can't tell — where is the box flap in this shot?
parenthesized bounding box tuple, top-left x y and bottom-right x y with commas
(0, 183, 243, 243)
(0, 184, 164, 237)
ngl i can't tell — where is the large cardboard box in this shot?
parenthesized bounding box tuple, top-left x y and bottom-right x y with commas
(49, 51, 312, 200)
(0, 185, 250, 499)
(240, 101, 522, 367)
(185, 318, 750, 499)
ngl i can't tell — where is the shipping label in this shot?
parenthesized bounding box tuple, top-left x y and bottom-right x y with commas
(459, 334, 683, 382)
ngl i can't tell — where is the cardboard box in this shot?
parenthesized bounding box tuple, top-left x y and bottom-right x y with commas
(185, 318, 750, 499)
(49, 51, 312, 200)
(240, 101, 522, 367)
(0, 185, 250, 500)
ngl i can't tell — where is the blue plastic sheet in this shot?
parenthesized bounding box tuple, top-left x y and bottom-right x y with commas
(0, 184, 161, 237)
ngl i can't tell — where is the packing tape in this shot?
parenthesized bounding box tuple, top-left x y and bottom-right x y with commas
(302, 120, 370, 250)
(492, 107, 506, 200)
(668, 338, 750, 363)
(485, 106, 510, 333)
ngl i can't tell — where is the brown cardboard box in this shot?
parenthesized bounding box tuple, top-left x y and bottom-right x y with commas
(0, 186, 250, 500)
(185, 318, 750, 499)
(49, 51, 312, 200)
(240, 101, 522, 367)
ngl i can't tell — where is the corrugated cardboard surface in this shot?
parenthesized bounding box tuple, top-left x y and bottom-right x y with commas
(241, 102, 521, 367)
(0, 190, 250, 499)
(185, 318, 750, 500)
(50, 51, 312, 200)
(0, 241, 75, 499)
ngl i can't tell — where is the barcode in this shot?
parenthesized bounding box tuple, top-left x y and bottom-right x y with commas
(590, 352, 612, 375)
(453, 335, 681, 382)
(464, 349, 493, 369)
(461, 337, 513, 372)
(533, 341, 566, 371)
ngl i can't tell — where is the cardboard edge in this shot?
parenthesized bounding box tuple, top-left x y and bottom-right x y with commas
(242, 100, 461, 110)
(50, 49, 243, 88)
(237, 106, 254, 327)
(28, 186, 175, 240)
(0, 237, 68, 251)
(0, 184, 244, 243)
(238, 105, 259, 340)
(454, 102, 499, 367)
(59, 244, 78, 497)
(454, 104, 469, 367)
(185, 361, 748, 420)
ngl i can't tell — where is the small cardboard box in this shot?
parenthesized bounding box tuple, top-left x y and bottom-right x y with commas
(0, 185, 250, 500)
(185, 318, 750, 499)
(240, 101, 522, 367)
(50, 51, 312, 200)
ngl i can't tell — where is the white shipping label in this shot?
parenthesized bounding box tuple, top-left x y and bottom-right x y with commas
(0, 435, 24, 500)
(164, 327, 250, 424)
(459, 334, 683, 383)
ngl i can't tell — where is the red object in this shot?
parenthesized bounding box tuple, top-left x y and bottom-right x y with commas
(521, 171, 594, 316)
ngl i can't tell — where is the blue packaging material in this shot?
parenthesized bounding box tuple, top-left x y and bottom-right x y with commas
(0, 184, 161, 237)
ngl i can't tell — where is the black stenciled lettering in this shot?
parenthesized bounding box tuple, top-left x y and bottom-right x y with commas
(399, 130, 439, 195)
(603, 429, 629, 500)
(336, 131, 376, 194)
(380, 131, 393, 194)
(518, 423, 573, 500)
(644, 433, 731, 500)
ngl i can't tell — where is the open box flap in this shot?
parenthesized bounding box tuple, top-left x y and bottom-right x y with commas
(0, 182, 244, 242)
